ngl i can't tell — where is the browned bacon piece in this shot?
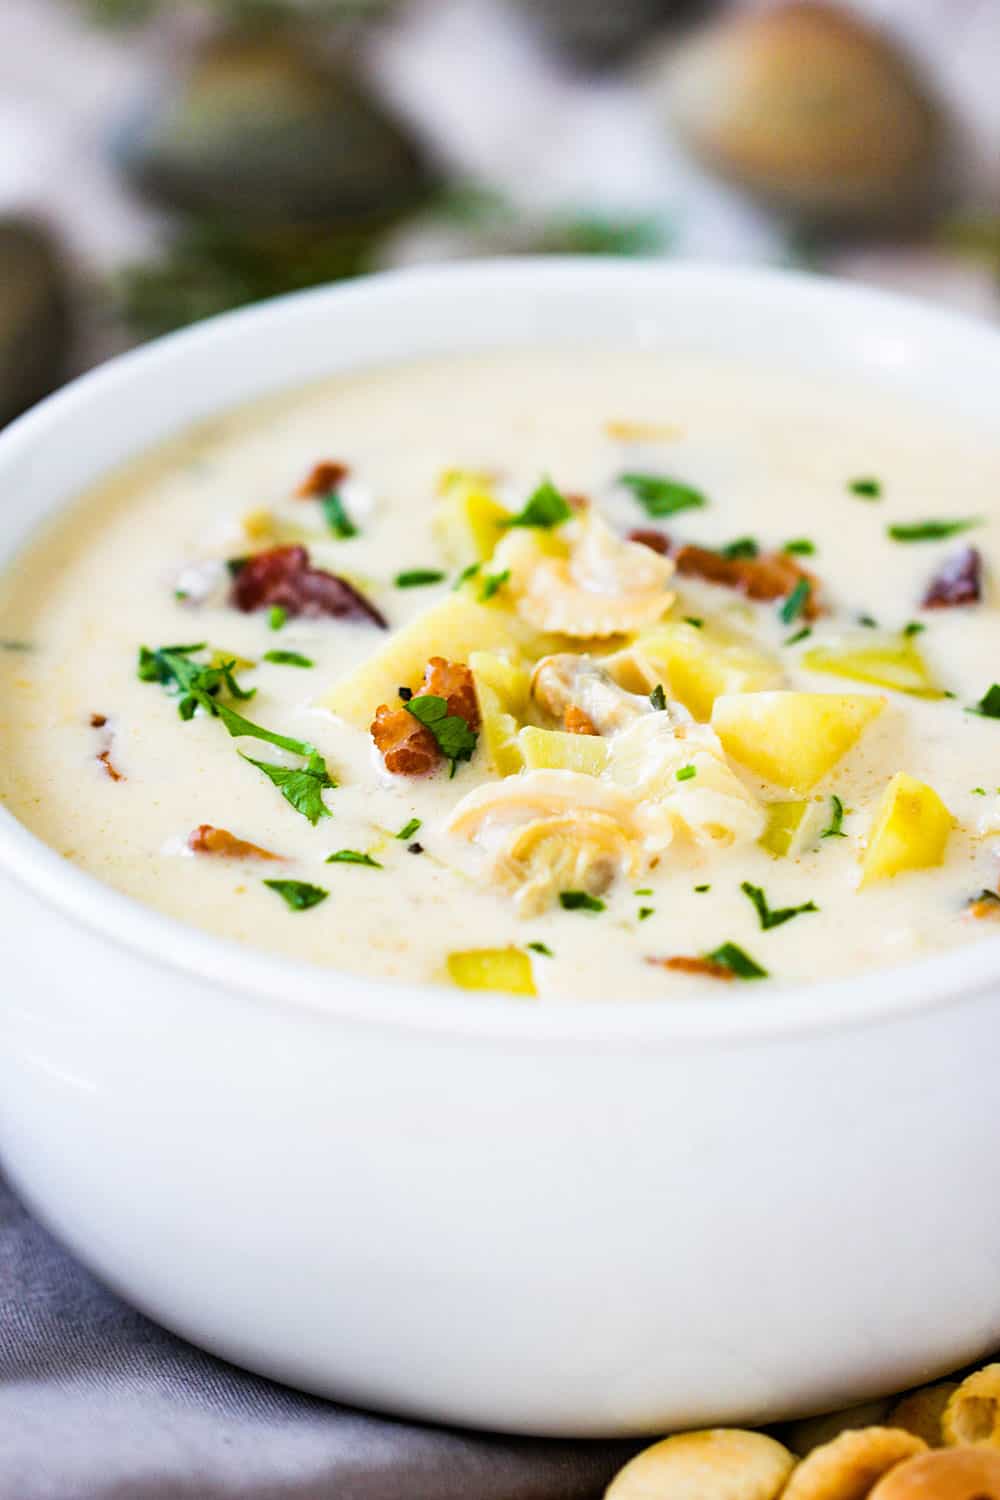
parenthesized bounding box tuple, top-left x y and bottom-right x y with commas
(97, 749, 124, 783)
(674, 545, 821, 619)
(922, 546, 983, 609)
(648, 955, 735, 981)
(296, 460, 349, 498)
(232, 545, 386, 627)
(371, 657, 479, 776)
(188, 825, 280, 860)
(564, 705, 599, 735)
(628, 528, 671, 556)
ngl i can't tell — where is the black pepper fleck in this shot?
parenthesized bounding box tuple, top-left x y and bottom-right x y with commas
(407, 841, 423, 854)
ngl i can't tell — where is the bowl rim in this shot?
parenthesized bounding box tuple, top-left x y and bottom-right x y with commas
(2, 254, 999, 1048)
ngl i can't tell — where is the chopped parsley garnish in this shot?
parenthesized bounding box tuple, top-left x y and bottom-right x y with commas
(137, 642, 255, 719)
(784, 626, 812, 647)
(820, 794, 847, 839)
(968, 684, 1000, 719)
(453, 562, 481, 590)
(503, 477, 572, 530)
(889, 518, 982, 542)
(903, 621, 925, 638)
(973, 787, 987, 796)
(706, 942, 768, 979)
(741, 881, 818, 931)
(263, 879, 329, 912)
(783, 538, 816, 556)
(326, 849, 382, 868)
(242, 753, 335, 825)
(527, 941, 553, 957)
(779, 578, 811, 626)
(694, 884, 711, 893)
(559, 891, 605, 913)
(858, 614, 879, 628)
(480, 568, 510, 602)
(263, 650, 314, 668)
(649, 683, 667, 711)
(638, 906, 654, 921)
(395, 569, 446, 589)
(321, 489, 358, 540)
(405, 695, 478, 773)
(676, 764, 696, 781)
(619, 472, 707, 519)
(634, 888, 653, 896)
(683, 616, 704, 628)
(849, 476, 882, 499)
(226, 557, 248, 577)
(720, 536, 759, 560)
(396, 817, 422, 840)
(268, 605, 287, 631)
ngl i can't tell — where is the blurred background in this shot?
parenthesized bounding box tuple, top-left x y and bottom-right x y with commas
(1, 0, 998, 429)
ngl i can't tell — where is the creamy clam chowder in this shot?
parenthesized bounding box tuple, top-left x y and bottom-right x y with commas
(2, 347, 999, 1001)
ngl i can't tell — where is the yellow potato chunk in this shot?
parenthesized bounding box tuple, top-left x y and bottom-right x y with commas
(446, 948, 536, 997)
(802, 634, 943, 699)
(860, 773, 954, 886)
(434, 470, 511, 568)
(325, 595, 518, 728)
(629, 620, 783, 721)
(470, 650, 529, 776)
(942, 1362, 1000, 1448)
(712, 691, 885, 793)
(759, 800, 812, 858)
(605, 1428, 795, 1500)
(518, 726, 609, 776)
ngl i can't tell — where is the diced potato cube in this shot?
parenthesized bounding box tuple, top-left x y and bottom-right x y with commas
(447, 948, 537, 997)
(712, 691, 885, 792)
(469, 650, 529, 776)
(434, 471, 511, 568)
(859, 772, 953, 885)
(518, 725, 609, 776)
(759, 800, 812, 857)
(325, 595, 518, 728)
(802, 633, 943, 698)
(627, 621, 783, 721)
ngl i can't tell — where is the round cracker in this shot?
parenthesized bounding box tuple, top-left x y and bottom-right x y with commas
(887, 1382, 958, 1448)
(780, 1426, 926, 1500)
(943, 1363, 1000, 1448)
(604, 1428, 795, 1500)
(868, 1445, 1000, 1498)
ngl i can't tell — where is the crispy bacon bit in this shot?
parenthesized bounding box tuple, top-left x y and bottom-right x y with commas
(648, 955, 735, 981)
(628, 528, 672, 556)
(97, 749, 124, 783)
(371, 657, 479, 776)
(89, 712, 108, 728)
(296, 460, 349, 498)
(674, 545, 821, 619)
(565, 492, 590, 513)
(564, 704, 599, 735)
(231, 545, 386, 627)
(188, 825, 280, 860)
(922, 546, 983, 609)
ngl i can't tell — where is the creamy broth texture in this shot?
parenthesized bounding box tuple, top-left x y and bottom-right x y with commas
(2, 346, 1000, 1001)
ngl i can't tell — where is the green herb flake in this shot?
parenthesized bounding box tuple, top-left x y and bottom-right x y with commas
(676, 764, 696, 782)
(619, 472, 707, 519)
(634, 888, 653, 896)
(706, 942, 768, 980)
(559, 891, 605, 913)
(263, 879, 328, 912)
(453, 562, 481, 590)
(889, 519, 982, 543)
(903, 621, 925, 638)
(649, 683, 667, 711)
(784, 626, 812, 647)
(694, 884, 711, 893)
(820, 794, 847, 839)
(783, 539, 816, 556)
(395, 569, 446, 589)
(720, 537, 758, 560)
(242, 752, 335, 825)
(849, 476, 882, 499)
(972, 787, 987, 796)
(683, 616, 704, 629)
(968, 684, 1000, 719)
(137, 642, 255, 720)
(268, 604, 287, 631)
(638, 906, 654, 921)
(858, 614, 879, 628)
(779, 578, 812, 626)
(405, 694, 478, 772)
(321, 490, 358, 540)
(527, 941, 553, 957)
(396, 817, 422, 841)
(741, 880, 818, 931)
(479, 568, 511, 603)
(263, 650, 314, 669)
(326, 849, 382, 868)
(503, 477, 572, 530)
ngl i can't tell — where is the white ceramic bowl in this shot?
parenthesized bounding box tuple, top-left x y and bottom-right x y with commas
(2, 261, 1000, 1438)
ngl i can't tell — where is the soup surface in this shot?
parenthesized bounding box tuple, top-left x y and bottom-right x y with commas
(1, 347, 999, 1001)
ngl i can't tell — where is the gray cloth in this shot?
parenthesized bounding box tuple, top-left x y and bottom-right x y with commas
(0, 1174, 638, 1500)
